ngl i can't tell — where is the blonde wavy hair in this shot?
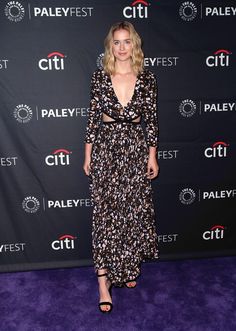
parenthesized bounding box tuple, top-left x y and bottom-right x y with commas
(103, 21, 144, 75)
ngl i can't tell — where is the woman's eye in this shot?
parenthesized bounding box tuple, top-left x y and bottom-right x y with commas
(113, 41, 119, 45)
(125, 40, 131, 44)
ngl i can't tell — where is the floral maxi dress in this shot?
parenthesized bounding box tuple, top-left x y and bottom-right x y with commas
(84, 68, 159, 286)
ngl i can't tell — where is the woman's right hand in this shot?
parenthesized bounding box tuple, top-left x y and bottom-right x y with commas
(83, 157, 91, 176)
(83, 143, 93, 176)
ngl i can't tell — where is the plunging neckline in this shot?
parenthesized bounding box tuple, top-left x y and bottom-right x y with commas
(108, 72, 140, 110)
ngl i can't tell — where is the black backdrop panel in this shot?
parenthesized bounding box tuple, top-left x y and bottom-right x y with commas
(0, 0, 235, 272)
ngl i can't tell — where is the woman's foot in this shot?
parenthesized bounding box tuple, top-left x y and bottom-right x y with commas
(125, 280, 137, 288)
(97, 270, 113, 312)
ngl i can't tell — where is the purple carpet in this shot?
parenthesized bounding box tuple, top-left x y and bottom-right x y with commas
(0, 256, 236, 331)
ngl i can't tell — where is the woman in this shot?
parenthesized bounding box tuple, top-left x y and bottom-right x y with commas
(83, 21, 159, 313)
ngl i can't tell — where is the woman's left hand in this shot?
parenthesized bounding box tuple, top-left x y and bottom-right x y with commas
(146, 156, 159, 179)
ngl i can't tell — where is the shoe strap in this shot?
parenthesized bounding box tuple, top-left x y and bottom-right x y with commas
(99, 301, 112, 306)
(97, 272, 108, 277)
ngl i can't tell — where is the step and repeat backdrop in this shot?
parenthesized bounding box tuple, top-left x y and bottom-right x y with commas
(0, 0, 235, 272)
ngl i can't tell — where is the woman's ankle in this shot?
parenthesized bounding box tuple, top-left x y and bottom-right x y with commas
(97, 268, 107, 275)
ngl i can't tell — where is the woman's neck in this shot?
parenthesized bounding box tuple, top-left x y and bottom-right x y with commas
(114, 60, 133, 75)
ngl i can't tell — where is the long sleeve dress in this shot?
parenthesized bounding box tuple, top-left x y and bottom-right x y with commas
(84, 68, 159, 286)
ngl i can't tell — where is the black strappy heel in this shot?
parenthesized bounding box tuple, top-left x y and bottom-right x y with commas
(97, 272, 113, 313)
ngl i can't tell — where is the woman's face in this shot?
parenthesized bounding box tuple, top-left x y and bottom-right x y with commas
(112, 29, 133, 62)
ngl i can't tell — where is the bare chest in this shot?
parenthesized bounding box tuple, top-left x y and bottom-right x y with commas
(111, 74, 137, 108)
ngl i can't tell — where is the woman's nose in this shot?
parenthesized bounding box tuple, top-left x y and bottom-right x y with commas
(120, 42, 124, 50)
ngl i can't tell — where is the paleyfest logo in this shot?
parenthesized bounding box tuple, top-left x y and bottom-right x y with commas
(33, 7, 93, 17)
(157, 234, 178, 243)
(179, 99, 197, 117)
(205, 7, 236, 17)
(22, 196, 92, 213)
(179, 188, 236, 204)
(22, 196, 40, 213)
(0, 59, 9, 70)
(180, 3, 236, 21)
(96, 53, 104, 70)
(179, 2, 197, 21)
(179, 99, 236, 117)
(97, 52, 179, 70)
(179, 188, 196, 205)
(123, 0, 149, 19)
(4, 1, 25, 22)
(0, 242, 26, 253)
(4, 2, 94, 21)
(38, 52, 66, 71)
(14, 104, 33, 123)
(13, 104, 89, 122)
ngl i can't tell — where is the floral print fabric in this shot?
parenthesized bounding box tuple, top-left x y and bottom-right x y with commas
(84, 68, 159, 285)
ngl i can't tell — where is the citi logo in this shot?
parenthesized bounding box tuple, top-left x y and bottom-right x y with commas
(204, 141, 229, 158)
(45, 149, 72, 166)
(123, 0, 149, 19)
(202, 225, 225, 241)
(206, 49, 232, 67)
(38, 52, 66, 70)
(51, 235, 77, 251)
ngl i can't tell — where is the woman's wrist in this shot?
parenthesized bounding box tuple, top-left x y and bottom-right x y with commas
(85, 143, 92, 160)
(148, 146, 157, 159)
